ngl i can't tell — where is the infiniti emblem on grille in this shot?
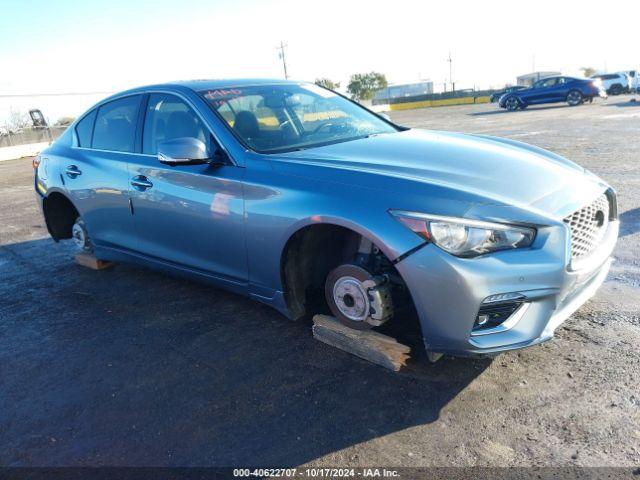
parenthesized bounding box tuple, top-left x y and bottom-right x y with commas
(594, 210, 605, 228)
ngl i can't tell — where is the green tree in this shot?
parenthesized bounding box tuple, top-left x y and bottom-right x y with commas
(314, 78, 340, 90)
(347, 72, 388, 101)
(580, 66, 597, 78)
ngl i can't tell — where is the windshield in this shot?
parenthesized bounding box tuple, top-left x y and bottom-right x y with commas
(199, 83, 398, 153)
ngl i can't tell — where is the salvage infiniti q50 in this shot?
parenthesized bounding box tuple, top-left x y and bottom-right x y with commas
(34, 79, 619, 358)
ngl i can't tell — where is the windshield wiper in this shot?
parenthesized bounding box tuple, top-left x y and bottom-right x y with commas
(275, 134, 375, 153)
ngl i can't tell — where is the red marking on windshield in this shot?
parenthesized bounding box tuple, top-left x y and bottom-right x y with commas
(204, 89, 243, 99)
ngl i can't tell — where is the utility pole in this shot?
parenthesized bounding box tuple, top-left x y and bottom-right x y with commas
(276, 41, 289, 80)
(446, 51, 454, 91)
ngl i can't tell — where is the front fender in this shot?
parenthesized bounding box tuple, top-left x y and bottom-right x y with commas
(278, 214, 406, 267)
(243, 157, 429, 295)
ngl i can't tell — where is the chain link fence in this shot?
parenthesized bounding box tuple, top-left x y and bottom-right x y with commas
(0, 126, 67, 148)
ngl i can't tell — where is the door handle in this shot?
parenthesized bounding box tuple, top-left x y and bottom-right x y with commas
(131, 175, 153, 190)
(65, 165, 82, 178)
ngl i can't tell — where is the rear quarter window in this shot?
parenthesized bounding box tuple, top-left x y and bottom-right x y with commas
(75, 109, 97, 147)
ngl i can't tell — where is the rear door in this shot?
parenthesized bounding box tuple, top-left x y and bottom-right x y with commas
(553, 77, 572, 101)
(66, 95, 141, 250)
(127, 92, 247, 284)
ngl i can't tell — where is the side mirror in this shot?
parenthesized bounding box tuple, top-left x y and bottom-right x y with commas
(157, 137, 212, 166)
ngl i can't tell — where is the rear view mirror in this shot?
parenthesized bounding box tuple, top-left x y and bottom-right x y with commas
(157, 137, 211, 166)
(263, 94, 301, 109)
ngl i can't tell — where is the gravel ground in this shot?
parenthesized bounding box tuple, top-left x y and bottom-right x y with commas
(0, 96, 639, 470)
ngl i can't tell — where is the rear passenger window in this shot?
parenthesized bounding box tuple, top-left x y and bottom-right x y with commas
(75, 110, 96, 147)
(92, 95, 141, 152)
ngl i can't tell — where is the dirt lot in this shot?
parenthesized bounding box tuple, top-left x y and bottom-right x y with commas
(1, 96, 639, 469)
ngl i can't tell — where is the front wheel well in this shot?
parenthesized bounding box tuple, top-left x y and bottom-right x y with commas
(280, 224, 361, 320)
(280, 223, 413, 323)
(43, 192, 79, 240)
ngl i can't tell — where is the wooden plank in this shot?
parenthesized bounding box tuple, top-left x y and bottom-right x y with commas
(312, 314, 411, 372)
(75, 252, 115, 270)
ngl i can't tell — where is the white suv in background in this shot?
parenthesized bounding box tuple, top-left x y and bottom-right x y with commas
(590, 72, 632, 95)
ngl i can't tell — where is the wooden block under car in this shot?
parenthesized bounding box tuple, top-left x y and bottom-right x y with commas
(75, 252, 115, 270)
(312, 314, 411, 372)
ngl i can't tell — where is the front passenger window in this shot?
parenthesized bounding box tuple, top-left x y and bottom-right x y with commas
(143, 94, 209, 155)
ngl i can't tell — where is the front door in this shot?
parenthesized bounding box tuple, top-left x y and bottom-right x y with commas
(528, 77, 558, 104)
(128, 93, 247, 284)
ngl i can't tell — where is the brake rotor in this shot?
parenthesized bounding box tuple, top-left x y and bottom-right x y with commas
(325, 264, 393, 330)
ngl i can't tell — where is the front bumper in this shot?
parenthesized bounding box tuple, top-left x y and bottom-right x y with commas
(394, 220, 619, 356)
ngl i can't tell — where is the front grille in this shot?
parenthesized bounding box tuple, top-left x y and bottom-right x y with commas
(563, 194, 610, 261)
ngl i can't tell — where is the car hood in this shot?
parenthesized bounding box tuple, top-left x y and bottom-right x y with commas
(273, 129, 608, 218)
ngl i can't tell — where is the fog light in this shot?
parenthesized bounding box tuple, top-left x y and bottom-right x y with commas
(473, 297, 526, 332)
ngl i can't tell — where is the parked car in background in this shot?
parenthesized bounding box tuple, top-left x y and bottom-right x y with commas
(490, 86, 526, 103)
(590, 72, 631, 95)
(499, 76, 606, 111)
(34, 79, 619, 359)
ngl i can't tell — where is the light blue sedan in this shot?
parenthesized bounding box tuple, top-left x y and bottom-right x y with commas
(35, 79, 619, 359)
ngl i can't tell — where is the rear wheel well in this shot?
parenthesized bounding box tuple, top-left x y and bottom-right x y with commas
(43, 193, 79, 240)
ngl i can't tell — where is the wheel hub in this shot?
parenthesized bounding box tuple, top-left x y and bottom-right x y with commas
(333, 276, 369, 322)
(71, 220, 91, 251)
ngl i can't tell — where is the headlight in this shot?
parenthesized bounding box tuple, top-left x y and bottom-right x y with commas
(390, 211, 536, 258)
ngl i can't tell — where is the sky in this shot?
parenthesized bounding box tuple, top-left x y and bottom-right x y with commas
(1, 0, 639, 123)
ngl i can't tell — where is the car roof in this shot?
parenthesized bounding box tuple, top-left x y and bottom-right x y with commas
(538, 76, 583, 81)
(102, 78, 305, 103)
(79, 78, 309, 117)
(149, 78, 300, 91)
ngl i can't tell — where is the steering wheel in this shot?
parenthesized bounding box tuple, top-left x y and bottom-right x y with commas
(312, 121, 336, 134)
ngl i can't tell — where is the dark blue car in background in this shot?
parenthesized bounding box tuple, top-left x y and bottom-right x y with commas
(499, 76, 606, 111)
(489, 85, 526, 103)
